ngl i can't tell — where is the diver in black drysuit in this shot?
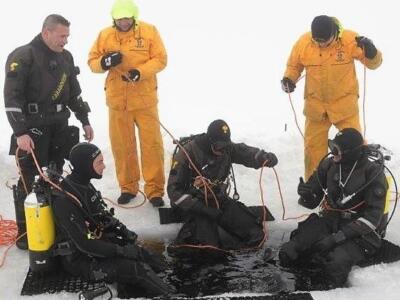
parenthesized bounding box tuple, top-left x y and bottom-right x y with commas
(279, 128, 389, 286)
(167, 119, 278, 256)
(51, 142, 172, 296)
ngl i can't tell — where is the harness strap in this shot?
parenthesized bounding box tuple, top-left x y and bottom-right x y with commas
(52, 241, 76, 256)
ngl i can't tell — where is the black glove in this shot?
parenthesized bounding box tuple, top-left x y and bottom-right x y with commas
(355, 36, 377, 59)
(101, 51, 122, 70)
(297, 177, 319, 209)
(116, 244, 141, 259)
(190, 200, 222, 221)
(127, 69, 141, 82)
(258, 151, 278, 168)
(314, 231, 346, 253)
(120, 226, 138, 244)
(281, 77, 296, 93)
(101, 215, 119, 230)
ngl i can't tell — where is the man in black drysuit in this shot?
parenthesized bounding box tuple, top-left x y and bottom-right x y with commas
(4, 14, 93, 249)
(51, 143, 171, 297)
(279, 128, 388, 286)
(167, 119, 278, 256)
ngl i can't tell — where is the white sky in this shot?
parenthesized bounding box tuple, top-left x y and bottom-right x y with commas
(1, 1, 400, 299)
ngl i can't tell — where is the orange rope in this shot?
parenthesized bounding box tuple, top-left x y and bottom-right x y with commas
(256, 161, 269, 248)
(15, 148, 29, 195)
(166, 163, 272, 254)
(272, 168, 309, 221)
(321, 199, 365, 212)
(361, 45, 367, 139)
(286, 75, 305, 139)
(29, 150, 82, 207)
(0, 147, 32, 268)
(0, 215, 26, 268)
(168, 243, 232, 255)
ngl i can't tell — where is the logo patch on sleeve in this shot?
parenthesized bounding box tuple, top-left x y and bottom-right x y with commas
(10, 62, 19, 71)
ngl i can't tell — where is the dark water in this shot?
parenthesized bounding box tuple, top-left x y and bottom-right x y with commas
(118, 248, 330, 299)
(118, 246, 334, 299)
(164, 248, 283, 297)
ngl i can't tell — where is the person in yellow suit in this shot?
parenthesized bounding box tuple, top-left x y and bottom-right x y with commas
(88, 0, 167, 206)
(281, 15, 382, 180)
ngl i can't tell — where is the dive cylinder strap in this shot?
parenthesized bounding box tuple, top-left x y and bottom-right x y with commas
(52, 241, 76, 256)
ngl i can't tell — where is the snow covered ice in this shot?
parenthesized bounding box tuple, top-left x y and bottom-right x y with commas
(1, 0, 400, 299)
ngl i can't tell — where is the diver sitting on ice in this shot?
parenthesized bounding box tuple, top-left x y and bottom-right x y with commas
(50, 143, 172, 296)
(167, 119, 278, 257)
(279, 128, 390, 287)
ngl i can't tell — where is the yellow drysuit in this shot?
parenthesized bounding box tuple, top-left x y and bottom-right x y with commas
(283, 21, 382, 179)
(88, 21, 167, 198)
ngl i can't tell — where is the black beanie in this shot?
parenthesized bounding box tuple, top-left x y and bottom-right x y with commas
(330, 128, 364, 163)
(69, 142, 102, 180)
(311, 15, 335, 42)
(206, 119, 231, 146)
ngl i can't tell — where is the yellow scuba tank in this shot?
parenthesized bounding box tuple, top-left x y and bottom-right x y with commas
(24, 176, 56, 273)
(384, 175, 392, 215)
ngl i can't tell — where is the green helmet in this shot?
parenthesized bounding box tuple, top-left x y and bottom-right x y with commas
(111, 0, 139, 20)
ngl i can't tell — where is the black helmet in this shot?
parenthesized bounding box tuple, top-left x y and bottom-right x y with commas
(328, 128, 364, 164)
(69, 142, 102, 180)
(206, 119, 231, 151)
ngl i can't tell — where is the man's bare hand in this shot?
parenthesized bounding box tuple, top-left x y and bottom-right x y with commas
(16, 134, 34, 153)
(83, 125, 94, 142)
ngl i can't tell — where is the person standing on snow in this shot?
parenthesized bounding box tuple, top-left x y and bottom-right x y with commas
(281, 15, 382, 180)
(279, 128, 388, 287)
(51, 143, 171, 297)
(88, 0, 167, 207)
(167, 120, 278, 257)
(4, 14, 93, 249)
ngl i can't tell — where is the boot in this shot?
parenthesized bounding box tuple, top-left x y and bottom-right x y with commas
(13, 185, 28, 250)
(149, 197, 165, 208)
(117, 192, 136, 204)
(279, 240, 299, 267)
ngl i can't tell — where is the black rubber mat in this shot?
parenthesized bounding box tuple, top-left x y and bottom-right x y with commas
(117, 293, 314, 299)
(20, 268, 106, 296)
(197, 294, 314, 300)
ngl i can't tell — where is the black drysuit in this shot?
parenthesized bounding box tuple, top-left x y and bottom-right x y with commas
(51, 172, 170, 296)
(280, 154, 388, 285)
(4, 34, 91, 245)
(4, 34, 90, 179)
(167, 134, 268, 253)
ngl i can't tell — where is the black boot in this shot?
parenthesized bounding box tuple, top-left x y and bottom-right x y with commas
(117, 192, 136, 204)
(279, 240, 299, 267)
(13, 185, 28, 250)
(149, 197, 165, 207)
